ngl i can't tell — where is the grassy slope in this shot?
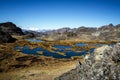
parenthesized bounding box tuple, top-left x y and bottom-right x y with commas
(0, 60, 77, 80)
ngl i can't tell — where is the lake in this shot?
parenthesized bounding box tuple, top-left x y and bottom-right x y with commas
(14, 43, 113, 58)
(14, 45, 95, 58)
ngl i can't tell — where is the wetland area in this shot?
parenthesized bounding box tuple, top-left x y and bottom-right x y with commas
(0, 37, 117, 80)
(14, 38, 114, 58)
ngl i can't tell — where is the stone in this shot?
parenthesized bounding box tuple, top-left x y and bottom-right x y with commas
(55, 44, 120, 80)
(0, 30, 17, 43)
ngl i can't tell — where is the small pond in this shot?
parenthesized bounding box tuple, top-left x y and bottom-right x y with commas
(53, 45, 72, 50)
(25, 39, 43, 42)
(75, 43, 114, 47)
(75, 43, 87, 46)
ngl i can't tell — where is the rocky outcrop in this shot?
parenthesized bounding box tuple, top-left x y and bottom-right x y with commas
(0, 30, 17, 43)
(55, 44, 120, 80)
(94, 45, 112, 61)
(0, 22, 24, 35)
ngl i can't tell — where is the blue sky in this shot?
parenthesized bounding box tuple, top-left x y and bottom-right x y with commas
(0, 0, 120, 30)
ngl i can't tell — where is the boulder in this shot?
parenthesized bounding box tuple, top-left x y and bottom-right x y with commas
(0, 30, 17, 43)
(112, 43, 120, 62)
(94, 45, 112, 61)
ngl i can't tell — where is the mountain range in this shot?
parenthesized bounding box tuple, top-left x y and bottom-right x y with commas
(0, 22, 120, 43)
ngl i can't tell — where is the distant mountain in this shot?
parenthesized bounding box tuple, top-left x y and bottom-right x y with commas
(22, 29, 39, 38)
(0, 22, 24, 35)
(39, 23, 120, 41)
(0, 22, 119, 42)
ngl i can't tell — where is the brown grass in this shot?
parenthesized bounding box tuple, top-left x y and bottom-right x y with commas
(0, 60, 78, 80)
(0, 37, 117, 80)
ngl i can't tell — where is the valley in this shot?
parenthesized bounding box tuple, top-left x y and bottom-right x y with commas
(0, 22, 119, 80)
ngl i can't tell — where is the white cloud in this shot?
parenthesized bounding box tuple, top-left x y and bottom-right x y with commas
(28, 27, 39, 31)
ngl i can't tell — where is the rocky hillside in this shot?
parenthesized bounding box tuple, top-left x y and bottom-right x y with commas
(55, 43, 120, 80)
(0, 22, 24, 35)
(41, 23, 120, 41)
(0, 30, 17, 43)
(0, 22, 25, 43)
